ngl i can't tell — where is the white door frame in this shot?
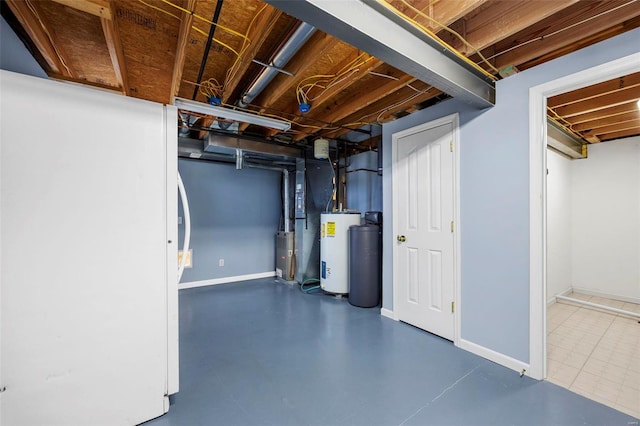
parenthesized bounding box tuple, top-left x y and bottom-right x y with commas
(528, 53, 640, 380)
(392, 113, 461, 345)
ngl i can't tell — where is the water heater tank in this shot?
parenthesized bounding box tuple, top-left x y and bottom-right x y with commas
(320, 211, 361, 294)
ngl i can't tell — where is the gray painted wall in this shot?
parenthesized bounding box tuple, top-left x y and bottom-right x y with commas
(178, 158, 281, 282)
(382, 28, 640, 363)
(1, 16, 47, 78)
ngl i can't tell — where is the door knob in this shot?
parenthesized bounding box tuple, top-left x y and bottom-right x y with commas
(397, 235, 406, 242)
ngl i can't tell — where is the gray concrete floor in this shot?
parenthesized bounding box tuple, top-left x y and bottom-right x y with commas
(145, 278, 638, 425)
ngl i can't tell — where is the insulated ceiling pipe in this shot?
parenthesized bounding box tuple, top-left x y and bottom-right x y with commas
(239, 22, 316, 107)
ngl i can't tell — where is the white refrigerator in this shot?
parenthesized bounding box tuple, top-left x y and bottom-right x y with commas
(0, 70, 179, 425)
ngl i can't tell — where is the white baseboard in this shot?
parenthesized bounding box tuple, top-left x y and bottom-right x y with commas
(179, 271, 276, 290)
(571, 287, 640, 305)
(547, 287, 572, 307)
(380, 307, 397, 320)
(458, 338, 530, 377)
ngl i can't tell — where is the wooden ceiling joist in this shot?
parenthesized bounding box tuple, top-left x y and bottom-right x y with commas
(101, 3, 128, 94)
(6, 0, 72, 76)
(50, 0, 111, 20)
(599, 127, 640, 141)
(572, 111, 640, 132)
(443, 0, 579, 56)
(222, 5, 283, 102)
(491, 0, 640, 71)
(552, 85, 640, 118)
(565, 102, 640, 125)
(170, 0, 197, 99)
(581, 119, 640, 139)
(548, 73, 640, 108)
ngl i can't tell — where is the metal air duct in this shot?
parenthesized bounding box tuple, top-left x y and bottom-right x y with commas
(239, 22, 316, 107)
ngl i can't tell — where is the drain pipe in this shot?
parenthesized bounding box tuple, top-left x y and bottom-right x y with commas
(239, 22, 316, 107)
(244, 163, 291, 232)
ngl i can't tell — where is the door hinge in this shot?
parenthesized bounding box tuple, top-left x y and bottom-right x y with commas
(451, 301, 455, 313)
(450, 221, 454, 233)
(450, 140, 454, 152)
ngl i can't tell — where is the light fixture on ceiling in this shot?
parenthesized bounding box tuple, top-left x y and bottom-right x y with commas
(173, 97, 291, 131)
(637, 98, 640, 109)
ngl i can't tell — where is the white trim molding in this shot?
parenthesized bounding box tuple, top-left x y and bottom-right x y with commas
(179, 271, 276, 290)
(459, 339, 530, 376)
(529, 52, 640, 381)
(380, 308, 397, 320)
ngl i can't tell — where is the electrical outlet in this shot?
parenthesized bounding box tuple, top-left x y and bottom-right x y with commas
(218, 259, 224, 267)
(178, 216, 183, 225)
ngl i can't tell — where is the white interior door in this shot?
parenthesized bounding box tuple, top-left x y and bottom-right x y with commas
(393, 118, 456, 341)
(0, 71, 176, 425)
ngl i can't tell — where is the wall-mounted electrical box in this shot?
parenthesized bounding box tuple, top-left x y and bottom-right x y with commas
(295, 171, 306, 218)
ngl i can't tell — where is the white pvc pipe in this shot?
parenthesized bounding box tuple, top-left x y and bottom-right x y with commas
(556, 295, 640, 319)
(177, 172, 191, 283)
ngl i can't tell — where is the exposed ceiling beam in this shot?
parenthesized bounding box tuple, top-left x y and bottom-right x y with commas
(101, 2, 128, 95)
(442, 0, 579, 56)
(222, 5, 283, 103)
(598, 127, 640, 141)
(572, 111, 640, 132)
(582, 119, 640, 139)
(565, 102, 640, 125)
(547, 120, 585, 159)
(51, 0, 111, 19)
(265, 0, 495, 108)
(492, 1, 640, 70)
(548, 73, 640, 108)
(552, 85, 640, 117)
(170, 0, 197, 99)
(6, 0, 71, 76)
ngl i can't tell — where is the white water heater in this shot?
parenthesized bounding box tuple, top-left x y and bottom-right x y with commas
(320, 211, 361, 294)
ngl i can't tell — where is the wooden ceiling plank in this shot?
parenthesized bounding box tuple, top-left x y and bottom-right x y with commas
(598, 127, 640, 141)
(170, 0, 197, 99)
(443, 0, 579, 55)
(51, 0, 112, 20)
(548, 73, 640, 108)
(222, 6, 283, 102)
(552, 86, 640, 118)
(493, 1, 640, 70)
(6, 0, 70, 76)
(565, 102, 640, 125)
(572, 111, 640, 132)
(101, 2, 128, 94)
(581, 119, 640, 138)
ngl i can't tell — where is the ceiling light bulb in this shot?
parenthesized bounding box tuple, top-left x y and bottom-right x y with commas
(637, 99, 640, 109)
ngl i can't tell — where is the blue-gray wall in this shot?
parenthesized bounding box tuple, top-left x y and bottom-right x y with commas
(382, 29, 640, 363)
(178, 159, 281, 282)
(1, 16, 47, 78)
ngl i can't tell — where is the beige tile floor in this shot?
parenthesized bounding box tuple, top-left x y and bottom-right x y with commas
(547, 292, 640, 419)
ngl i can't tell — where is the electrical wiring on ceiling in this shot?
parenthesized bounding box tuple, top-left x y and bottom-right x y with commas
(373, 0, 499, 79)
(295, 53, 375, 108)
(547, 107, 587, 142)
(136, 0, 242, 58)
(223, 4, 269, 93)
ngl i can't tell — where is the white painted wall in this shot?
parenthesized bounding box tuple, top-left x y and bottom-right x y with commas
(546, 146, 573, 303)
(571, 137, 640, 301)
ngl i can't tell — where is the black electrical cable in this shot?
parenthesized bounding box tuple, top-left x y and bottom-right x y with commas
(191, 0, 224, 100)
